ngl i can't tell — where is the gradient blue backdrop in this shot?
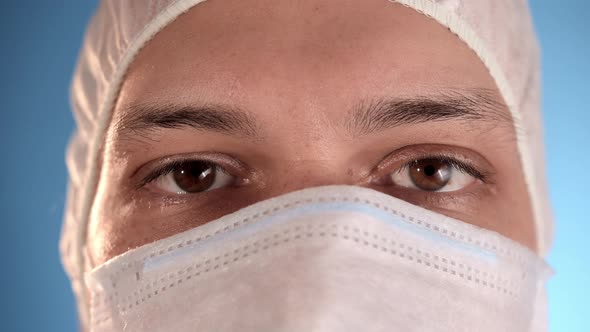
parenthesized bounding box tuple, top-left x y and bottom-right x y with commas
(1, 1, 588, 331)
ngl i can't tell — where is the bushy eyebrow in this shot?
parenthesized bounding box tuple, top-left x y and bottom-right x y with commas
(346, 89, 512, 137)
(114, 89, 511, 139)
(115, 103, 260, 138)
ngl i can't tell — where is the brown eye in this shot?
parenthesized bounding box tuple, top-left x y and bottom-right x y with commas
(153, 161, 236, 194)
(172, 161, 216, 193)
(389, 157, 477, 193)
(409, 158, 451, 191)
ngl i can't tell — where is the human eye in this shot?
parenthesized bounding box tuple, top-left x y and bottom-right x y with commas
(388, 156, 483, 192)
(372, 144, 494, 196)
(139, 158, 238, 195)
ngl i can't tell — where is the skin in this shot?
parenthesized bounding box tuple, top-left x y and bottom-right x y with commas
(87, 0, 536, 267)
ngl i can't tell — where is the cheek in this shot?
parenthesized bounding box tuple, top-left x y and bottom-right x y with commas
(474, 195, 536, 251)
(375, 178, 536, 251)
(87, 182, 264, 266)
(494, 179, 537, 251)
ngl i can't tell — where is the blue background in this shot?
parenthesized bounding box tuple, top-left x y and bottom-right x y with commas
(0, 1, 588, 331)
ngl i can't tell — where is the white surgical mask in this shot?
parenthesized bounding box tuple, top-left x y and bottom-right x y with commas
(86, 185, 551, 332)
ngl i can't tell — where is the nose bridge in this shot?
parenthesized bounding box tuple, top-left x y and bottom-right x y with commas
(267, 159, 358, 194)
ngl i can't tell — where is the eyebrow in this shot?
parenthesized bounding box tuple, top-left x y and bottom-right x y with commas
(116, 103, 260, 138)
(346, 89, 512, 137)
(115, 89, 511, 139)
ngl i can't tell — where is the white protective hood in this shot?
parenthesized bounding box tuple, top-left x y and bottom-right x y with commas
(61, 0, 551, 327)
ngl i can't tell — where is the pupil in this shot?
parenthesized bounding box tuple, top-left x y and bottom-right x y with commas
(424, 165, 436, 176)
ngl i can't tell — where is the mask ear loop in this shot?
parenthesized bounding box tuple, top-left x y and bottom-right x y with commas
(83, 243, 127, 331)
(83, 244, 95, 274)
(82, 244, 95, 329)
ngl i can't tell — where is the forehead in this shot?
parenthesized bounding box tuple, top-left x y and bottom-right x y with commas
(116, 0, 499, 122)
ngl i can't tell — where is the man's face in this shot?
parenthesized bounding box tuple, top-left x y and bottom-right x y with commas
(87, 0, 535, 266)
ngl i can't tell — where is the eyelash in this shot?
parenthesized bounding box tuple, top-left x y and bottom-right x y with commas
(395, 154, 488, 182)
(139, 153, 488, 191)
(138, 159, 227, 188)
